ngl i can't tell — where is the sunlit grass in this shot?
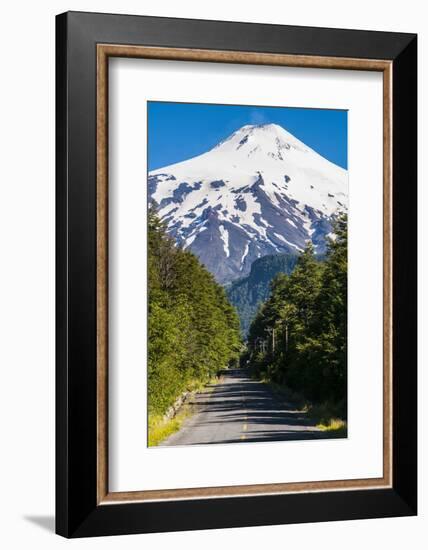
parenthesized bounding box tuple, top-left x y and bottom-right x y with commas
(148, 375, 223, 446)
(308, 401, 348, 438)
(148, 408, 192, 447)
(316, 418, 347, 437)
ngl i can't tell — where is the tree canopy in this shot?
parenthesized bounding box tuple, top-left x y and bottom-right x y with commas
(246, 214, 348, 410)
(148, 205, 241, 416)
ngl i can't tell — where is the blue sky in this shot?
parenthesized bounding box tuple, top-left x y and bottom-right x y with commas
(148, 101, 348, 171)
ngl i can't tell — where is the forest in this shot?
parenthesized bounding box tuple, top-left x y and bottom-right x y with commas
(148, 205, 241, 418)
(245, 214, 348, 417)
(148, 205, 347, 442)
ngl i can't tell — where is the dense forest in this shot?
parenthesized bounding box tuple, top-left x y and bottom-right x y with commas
(245, 214, 348, 413)
(148, 205, 241, 417)
(226, 253, 298, 336)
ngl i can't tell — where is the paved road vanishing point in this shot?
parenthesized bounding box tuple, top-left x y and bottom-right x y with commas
(160, 369, 331, 446)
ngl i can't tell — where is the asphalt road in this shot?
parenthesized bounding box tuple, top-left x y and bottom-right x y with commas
(160, 368, 329, 446)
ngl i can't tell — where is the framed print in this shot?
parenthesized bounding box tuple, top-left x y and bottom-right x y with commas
(56, 11, 417, 537)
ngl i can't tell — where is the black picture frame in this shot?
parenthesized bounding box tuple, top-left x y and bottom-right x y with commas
(56, 11, 417, 538)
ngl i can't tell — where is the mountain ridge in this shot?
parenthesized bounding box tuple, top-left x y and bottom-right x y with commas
(226, 253, 299, 336)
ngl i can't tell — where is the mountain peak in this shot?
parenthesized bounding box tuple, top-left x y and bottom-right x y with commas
(148, 122, 348, 283)
(213, 123, 310, 159)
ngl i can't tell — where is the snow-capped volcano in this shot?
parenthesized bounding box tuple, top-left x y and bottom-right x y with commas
(148, 123, 348, 283)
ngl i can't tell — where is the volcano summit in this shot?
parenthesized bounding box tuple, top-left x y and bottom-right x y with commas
(148, 123, 348, 283)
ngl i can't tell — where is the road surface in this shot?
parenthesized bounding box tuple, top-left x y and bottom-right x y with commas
(160, 369, 329, 446)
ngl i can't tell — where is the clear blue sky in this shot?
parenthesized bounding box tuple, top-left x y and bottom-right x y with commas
(148, 101, 348, 171)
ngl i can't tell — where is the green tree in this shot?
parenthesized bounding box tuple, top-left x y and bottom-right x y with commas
(147, 204, 241, 416)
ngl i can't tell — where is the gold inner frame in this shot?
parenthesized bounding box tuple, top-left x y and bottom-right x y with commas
(96, 44, 393, 504)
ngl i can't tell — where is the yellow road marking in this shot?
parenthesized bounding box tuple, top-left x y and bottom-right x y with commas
(240, 383, 248, 440)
